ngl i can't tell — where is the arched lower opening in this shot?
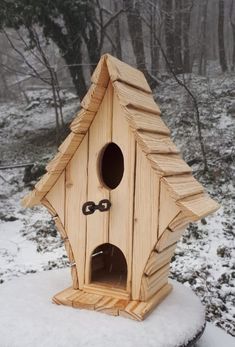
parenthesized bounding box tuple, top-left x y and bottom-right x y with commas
(90, 243, 127, 290)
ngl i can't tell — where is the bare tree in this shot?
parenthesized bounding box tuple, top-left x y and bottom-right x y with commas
(174, 0, 183, 74)
(2, 28, 64, 144)
(198, 0, 209, 75)
(123, 0, 158, 87)
(218, 0, 228, 72)
(162, 0, 174, 70)
(182, 0, 192, 73)
(230, 0, 235, 71)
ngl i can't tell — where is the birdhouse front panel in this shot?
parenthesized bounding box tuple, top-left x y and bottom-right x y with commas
(22, 54, 219, 320)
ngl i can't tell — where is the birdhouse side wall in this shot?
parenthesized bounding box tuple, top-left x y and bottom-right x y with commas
(64, 133, 89, 290)
(131, 144, 160, 300)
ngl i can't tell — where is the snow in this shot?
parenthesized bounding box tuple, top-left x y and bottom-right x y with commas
(0, 268, 208, 347)
(196, 324, 235, 347)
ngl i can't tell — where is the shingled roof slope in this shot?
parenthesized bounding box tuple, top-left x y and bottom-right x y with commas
(22, 54, 219, 221)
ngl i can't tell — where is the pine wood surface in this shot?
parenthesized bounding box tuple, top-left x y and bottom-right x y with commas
(81, 83, 107, 112)
(58, 132, 84, 155)
(109, 91, 135, 292)
(155, 228, 185, 252)
(113, 81, 161, 115)
(91, 53, 151, 93)
(144, 244, 177, 277)
(45, 172, 65, 226)
(85, 83, 112, 284)
(148, 154, 192, 176)
(162, 174, 204, 200)
(132, 144, 159, 300)
(168, 211, 191, 232)
(177, 193, 220, 221)
(35, 172, 60, 193)
(53, 282, 172, 321)
(158, 181, 181, 237)
(140, 264, 170, 301)
(41, 198, 57, 216)
(70, 109, 96, 134)
(65, 134, 88, 290)
(135, 131, 179, 154)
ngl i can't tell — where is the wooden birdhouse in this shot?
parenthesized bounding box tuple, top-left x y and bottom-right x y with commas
(22, 54, 219, 321)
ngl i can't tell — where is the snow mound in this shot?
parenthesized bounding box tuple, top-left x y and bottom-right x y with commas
(0, 268, 207, 347)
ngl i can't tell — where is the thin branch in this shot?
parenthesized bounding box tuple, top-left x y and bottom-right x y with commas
(2, 29, 49, 84)
(155, 36, 209, 172)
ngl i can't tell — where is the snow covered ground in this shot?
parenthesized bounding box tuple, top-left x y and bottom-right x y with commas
(0, 75, 234, 337)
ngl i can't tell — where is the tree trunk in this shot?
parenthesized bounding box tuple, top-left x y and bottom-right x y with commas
(218, 0, 228, 72)
(123, 0, 157, 87)
(174, 0, 183, 74)
(182, 0, 192, 73)
(198, 0, 208, 75)
(230, 0, 235, 71)
(232, 26, 235, 71)
(114, 1, 122, 59)
(163, 0, 174, 70)
(150, 4, 160, 76)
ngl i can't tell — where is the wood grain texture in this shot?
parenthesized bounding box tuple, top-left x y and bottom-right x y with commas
(46, 152, 72, 173)
(177, 193, 220, 221)
(109, 91, 136, 293)
(168, 211, 191, 232)
(162, 174, 204, 200)
(140, 264, 170, 301)
(53, 216, 67, 239)
(46, 172, 65, 225)
(127, 110, 170, 134)
(35, 172, 60, 193)
(132, 144, 159, 300)
(41, 198, 57, 216)
(83, 284, 130, 300)
(155, 229, 184, 252)
(85, 83, 112, 283)
(70, 109, 96, 134)
(71, 265, 79, 289)
(147, 154, 192, 176)
(65, 134, 88, 290)
(113, 81, 161, 115)
(58, 132, 84, 155)
(135, 131, 179, 154)
(144, 243, 177, 276)
(81, 83, 106, 112)
(120, 283, 172, 321)
(53, 283, 172, 321)
(91, 55, 110, 87)
(158, 181, 181, 237)
(64, 239, 75, 263)
(21, 189, 44, 208)
(106, 54, 151, 93)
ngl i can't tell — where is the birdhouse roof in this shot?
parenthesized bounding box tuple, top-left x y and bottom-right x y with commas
(22, 54, 219, 221)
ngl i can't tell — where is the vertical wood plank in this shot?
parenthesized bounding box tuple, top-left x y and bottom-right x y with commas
(65, 134, 88, 289)
(132, 144, 159, 300)
(85, 82, 112, 283)
(46, 172, 65, 225)
(109, 91, 136, 293)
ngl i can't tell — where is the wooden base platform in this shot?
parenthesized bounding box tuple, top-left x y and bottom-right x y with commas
(53, 283, 172, 321)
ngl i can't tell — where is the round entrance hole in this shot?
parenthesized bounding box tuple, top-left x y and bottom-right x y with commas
(98, 142, 124, 189)
(90, 243, 127, 290)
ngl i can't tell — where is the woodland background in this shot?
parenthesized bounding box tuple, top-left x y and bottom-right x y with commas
(0, 0, 234, 338)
